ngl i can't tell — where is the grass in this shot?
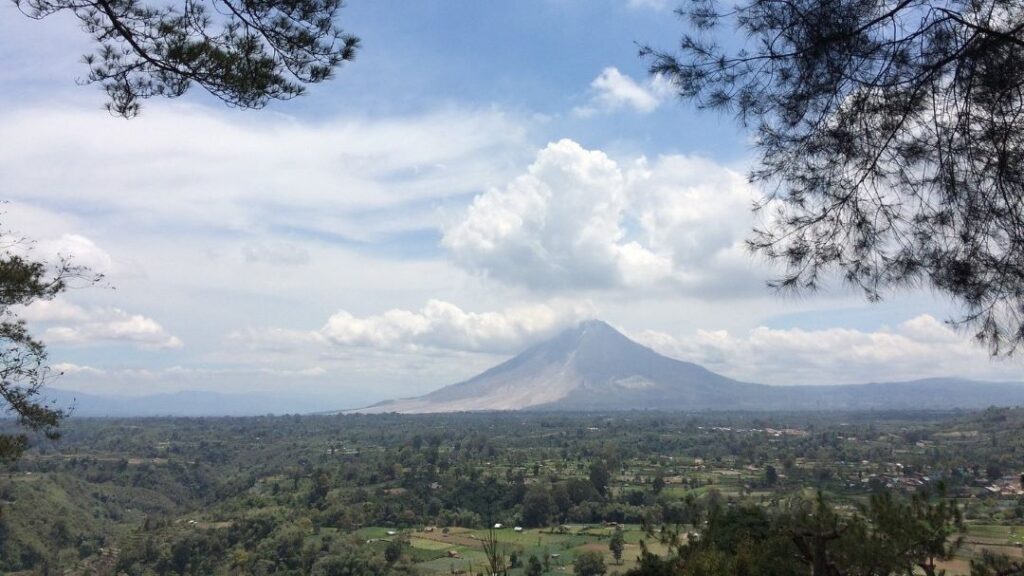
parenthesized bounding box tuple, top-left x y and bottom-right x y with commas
(967, 524, 1024, 544)
(411, 537, 457, 550)
(358, 524, 667, 575)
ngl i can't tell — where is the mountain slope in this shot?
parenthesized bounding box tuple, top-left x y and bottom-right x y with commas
(358, 320, 759, 413)
(357, 320, 1024, 413)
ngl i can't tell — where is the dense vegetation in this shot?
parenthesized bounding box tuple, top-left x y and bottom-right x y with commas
(3, 409, 1024, 574)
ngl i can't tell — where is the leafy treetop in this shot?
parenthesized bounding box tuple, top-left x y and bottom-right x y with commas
(645, 0, 1024, 354)
(13, 0, 359, 116)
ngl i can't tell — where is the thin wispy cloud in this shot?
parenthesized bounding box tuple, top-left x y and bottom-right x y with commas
(626, 0, 670, 9)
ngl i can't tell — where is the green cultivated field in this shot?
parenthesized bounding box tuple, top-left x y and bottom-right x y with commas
(3, 409, 1024, 574)
(387, 525, 664, 575)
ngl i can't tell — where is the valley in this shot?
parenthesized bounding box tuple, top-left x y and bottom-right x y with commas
(4, 409, 1024, 574)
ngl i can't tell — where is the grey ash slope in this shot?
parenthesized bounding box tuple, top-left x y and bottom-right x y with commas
(534, 320, 767, 411)
(357, 320, 1024, 413)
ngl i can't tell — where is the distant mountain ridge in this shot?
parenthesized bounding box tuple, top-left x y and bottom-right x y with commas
(356, 320, 1024, 413)
(42, 389, 329, 417)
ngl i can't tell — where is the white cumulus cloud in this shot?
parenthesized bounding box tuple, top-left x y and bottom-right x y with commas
(21, 298, 183, 350)
(442, 139, 759, 292)
(17, 298, 90, 323)
(36, 233, 116, 274)
(2, 231, 117, 276)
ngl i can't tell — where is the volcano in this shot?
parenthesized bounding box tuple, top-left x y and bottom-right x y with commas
(355, 320, 1024, 413)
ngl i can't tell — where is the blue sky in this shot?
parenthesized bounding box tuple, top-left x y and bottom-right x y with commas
(0, 0, 1019, 409)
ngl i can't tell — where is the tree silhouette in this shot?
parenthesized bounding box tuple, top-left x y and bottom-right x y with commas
(0, 238, 99, 462)
(574, 551, 606, 576)
(526, 555, 544, 576)
(589, 461, 611, 497)
(13, 0, 359, 116)
(609, 527, 625, 565)
(646, 0, 1024, 354)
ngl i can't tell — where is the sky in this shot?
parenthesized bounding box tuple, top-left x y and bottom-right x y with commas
(0, 0, 1021, 409)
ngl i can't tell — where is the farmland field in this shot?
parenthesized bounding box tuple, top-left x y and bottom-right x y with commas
(3, 409, 1024, 574)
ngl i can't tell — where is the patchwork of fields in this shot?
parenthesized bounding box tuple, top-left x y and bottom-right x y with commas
(354, 524, 668, 575)
(4, 411, 1024, 575)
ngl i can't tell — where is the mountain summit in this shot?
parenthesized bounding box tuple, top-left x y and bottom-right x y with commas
(355, 320, 1024, 413)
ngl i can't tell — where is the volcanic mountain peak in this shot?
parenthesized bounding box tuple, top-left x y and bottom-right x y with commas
(566, 318, 624, 340)
(509, 319, 641, 364)
(354, 320, 746, 413)
(351, 320, 1024, 414)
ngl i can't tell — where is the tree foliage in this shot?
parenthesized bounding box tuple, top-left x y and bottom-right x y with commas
(610, 527, 625, 564)
(6, 411, 1024, 572)
(482, 526, 509, 576)
(629, 489, 965, 576)
(522, 484, 554, 528)
(972, 550, 1024, 576)
(574, 550, 607, 576)
(784, 489, 962, 576)
(526, 555, 544, 576)
(0, 237, 97, 462)
(589, 460, 611, 497)
(645, 0, 1024, 354)
(13, 0, 360, 116)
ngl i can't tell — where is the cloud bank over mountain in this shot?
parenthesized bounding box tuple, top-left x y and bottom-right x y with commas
(232, 299, 595, 355)
(633, 314, 1024, 385)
